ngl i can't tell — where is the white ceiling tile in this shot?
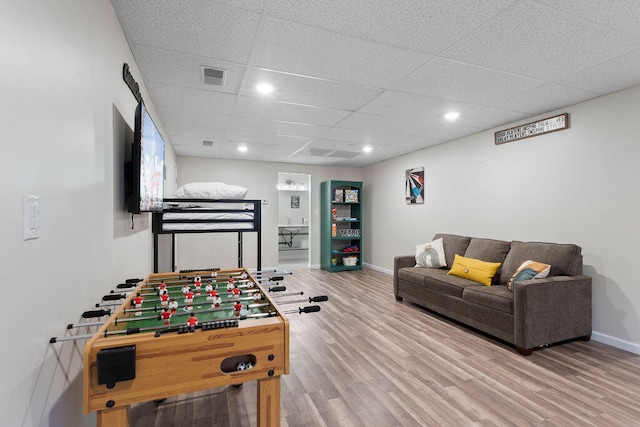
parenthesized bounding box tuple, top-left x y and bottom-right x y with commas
(165, 122, 228, 140)
(538, 0, 640, 38)
(556, 49, 640, 95)
(318, 127, 398, 145)
(149, 83, 237, 114)
(493, 83, 600, 115)
(240, 67, 383, 111)
(228, 116, 328, 138)
(111, 0, 261, 63)
(132, 44, 245, 94)
(233, 95, 351, 126)
(264, 0, 518, 54)
(337, 111, 430, 136)
(156, 106, 231, 131)
(225, 129, 311, 147)
(392, 58, 545, 104)
(442, 0, 640, 81)
(359, 90, 476, 122)
(250, 17, 432, 88)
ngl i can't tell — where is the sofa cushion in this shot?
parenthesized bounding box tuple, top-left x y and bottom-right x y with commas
(447, 254, 502, 286)
(398, 267, 477, 298)
(463, 285, 513, 314)
(507, 260, 551, 291)
(499, 241, 582, 286)
(464, 237, 511, 264)
(433, 233, 471, 268)
(415, 237, 446, 268)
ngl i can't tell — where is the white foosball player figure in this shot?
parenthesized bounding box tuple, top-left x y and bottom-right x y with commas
(169, 299, 178, 314)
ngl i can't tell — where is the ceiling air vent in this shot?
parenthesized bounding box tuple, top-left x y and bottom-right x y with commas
(203, 140, 213, 147)
(203, 67, 226, 86)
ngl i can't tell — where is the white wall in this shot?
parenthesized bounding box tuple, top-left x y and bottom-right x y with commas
(0, 1, 175, 425)
(174, 157, 362, 269)
(363, 86, 640, 354)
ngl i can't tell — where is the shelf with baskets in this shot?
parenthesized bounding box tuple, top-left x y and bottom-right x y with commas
(321, 180, 362, 272)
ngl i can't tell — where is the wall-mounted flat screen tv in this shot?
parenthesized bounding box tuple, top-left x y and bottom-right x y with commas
(126, 102, 165, 213)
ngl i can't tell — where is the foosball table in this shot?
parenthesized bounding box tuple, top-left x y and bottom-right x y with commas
(81, 268, 290, 427)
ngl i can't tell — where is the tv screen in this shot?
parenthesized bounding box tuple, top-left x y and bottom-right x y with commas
(128, 102, 165, 213)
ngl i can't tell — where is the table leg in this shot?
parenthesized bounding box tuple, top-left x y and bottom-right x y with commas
(257, 376, 281, 427)
(96, 405, 130, 427)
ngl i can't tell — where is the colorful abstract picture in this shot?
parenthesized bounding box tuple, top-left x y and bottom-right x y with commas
(405, 167, 424, 204)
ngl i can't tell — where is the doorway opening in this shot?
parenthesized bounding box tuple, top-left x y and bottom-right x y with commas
(277, 172, 310, 268)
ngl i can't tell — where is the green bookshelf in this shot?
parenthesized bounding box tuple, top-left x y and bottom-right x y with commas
(320, 180, 362, 272)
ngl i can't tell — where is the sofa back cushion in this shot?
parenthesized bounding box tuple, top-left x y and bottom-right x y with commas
(463, 237, 511, 285)
(433, 233, 471, 268)
(464, 237, 511, 264)
(498, 241, 583, 286)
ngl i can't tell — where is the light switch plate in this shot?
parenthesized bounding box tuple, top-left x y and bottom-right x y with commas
(23, 194, 40, 240)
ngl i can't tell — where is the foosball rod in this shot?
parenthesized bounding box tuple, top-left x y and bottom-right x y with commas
(274, 296, 328, 305)
(284, 305, 322, 315)
(98, 287, 269, 308)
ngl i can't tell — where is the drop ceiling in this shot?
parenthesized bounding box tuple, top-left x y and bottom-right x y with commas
(111, 0, 640, 167)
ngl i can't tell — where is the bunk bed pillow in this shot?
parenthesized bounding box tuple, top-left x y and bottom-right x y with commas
(174, 182, 248, 199)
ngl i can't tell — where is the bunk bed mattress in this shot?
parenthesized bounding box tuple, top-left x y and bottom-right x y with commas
(160, 211, 255, 231)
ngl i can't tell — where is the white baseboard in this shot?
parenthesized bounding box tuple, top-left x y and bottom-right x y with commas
(591, 331, 640, 355)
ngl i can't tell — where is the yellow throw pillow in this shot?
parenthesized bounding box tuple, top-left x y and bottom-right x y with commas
(447, 254, 501, 286)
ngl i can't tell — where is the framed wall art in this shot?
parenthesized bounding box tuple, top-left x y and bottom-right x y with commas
(405, 167, 424, 204)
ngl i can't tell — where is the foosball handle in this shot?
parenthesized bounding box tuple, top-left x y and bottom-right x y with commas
(116, 283, 136, 289)
(125, 278, 142, 284)
(269, 286, 286, 292)
(299, 305, 321, 314)
(269, 276, 284, 281)
(82, 309, 110, 318)
(309, 295, 329, 303)
(102, 294, 125, 301)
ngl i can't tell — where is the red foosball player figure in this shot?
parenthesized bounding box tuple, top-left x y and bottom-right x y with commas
(169, 298, 178, 314)
(182, 284, 190, 296)
(193, 275, 202, 295)
(205, 283, 214, 300)
(227, 277, 235, 293)
(133, 292, 144, 316)
(234, 302, 243, 317)
(160, 292, 170, 307)
(158, 281, 167, 293)
(184, 290, 194, 310)
(187, 313, 198, 331)
(232, 287, 241, 300)
(211, 295, 222, 309)
(161, 307, 171, 325)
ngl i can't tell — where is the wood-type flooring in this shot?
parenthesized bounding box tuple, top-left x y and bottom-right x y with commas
(131, 267, 640, 426)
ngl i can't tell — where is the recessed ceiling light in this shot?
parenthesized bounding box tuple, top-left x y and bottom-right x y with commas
(256, 83, 274, 94)
(444, 112, 459, 121)
(363, 146, 372, 153)
(238, 145, 248, 153)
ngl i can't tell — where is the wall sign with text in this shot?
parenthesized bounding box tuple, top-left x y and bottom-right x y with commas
(495, 113, 568, 145)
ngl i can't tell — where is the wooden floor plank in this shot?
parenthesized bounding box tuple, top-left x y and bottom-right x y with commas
(132, 267, 640, 426)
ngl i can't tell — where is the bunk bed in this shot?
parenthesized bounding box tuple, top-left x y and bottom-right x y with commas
(152, 198, 262, 273)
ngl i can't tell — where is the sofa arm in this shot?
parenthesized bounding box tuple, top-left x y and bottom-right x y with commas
(513, 275, 592, 353)
(393, 255, 415, 297)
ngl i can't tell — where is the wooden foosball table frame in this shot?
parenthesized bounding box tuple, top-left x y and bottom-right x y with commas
(83, 268, 289, 427)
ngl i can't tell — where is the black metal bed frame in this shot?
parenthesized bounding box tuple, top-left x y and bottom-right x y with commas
(151, 199, 262, 273)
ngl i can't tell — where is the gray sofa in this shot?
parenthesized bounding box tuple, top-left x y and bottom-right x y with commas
(393, 233, 592, 355)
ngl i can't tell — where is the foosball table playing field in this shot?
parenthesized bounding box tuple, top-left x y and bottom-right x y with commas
(76, 268, 295, 427)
